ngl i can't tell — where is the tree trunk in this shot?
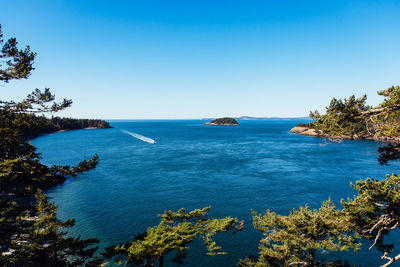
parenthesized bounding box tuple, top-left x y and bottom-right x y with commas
(159, 255, 164, 267)
(382, 252, 400, 267)
(309, 248, 315, 266)
(361, 105, 400, 115)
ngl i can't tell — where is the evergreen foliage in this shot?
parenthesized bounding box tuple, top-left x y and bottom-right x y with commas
(3, 190, 99, 266)
(342, 174, 400, 267)
(366, 86, 400, 138)
(0, 95, 110, 141)
(309, 86, 400, 142)
(239, 200, 360, 267)
(94, 207, 242, 267)
(377, 86, 400, 108)
(378, 144, 400, 165)
(2, 23, 400, 267)
(0, 25, 36, 83)
(308, 87, 400, 165)
(0, 24, 101, 265)
(0, 154, 99, 195)
(309, 95, 370, 137)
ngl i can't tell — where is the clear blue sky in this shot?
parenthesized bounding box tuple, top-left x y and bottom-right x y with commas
(2, 0, 400, 119)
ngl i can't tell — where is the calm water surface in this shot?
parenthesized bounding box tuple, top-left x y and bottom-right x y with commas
(32, 120, 400, 266)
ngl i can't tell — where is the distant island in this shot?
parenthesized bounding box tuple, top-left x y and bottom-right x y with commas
(201, 116, 311, 121)
(204, 117, 239, 126)
(236, 116, 311, 120)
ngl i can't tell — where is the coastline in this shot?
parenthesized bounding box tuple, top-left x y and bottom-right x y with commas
(56, 126, 112, 133)
(290, 126, 400, 144)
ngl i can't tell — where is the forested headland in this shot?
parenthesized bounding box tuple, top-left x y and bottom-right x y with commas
(291, 88, 400, 143)
(291, 88, 400, 165)
(5, 110, 111, 139)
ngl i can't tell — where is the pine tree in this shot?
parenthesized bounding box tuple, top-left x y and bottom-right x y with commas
(0, 24, 101, 265)
(94, 206, 242, 267)
(0, 25, 36, 83)
(5, 190, 99, 266)
(239, 199, 360, 267)
(342, 174, 400, 267)
(309, 94, 370, 138)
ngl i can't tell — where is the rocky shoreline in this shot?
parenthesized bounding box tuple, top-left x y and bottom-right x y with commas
(290, 126, 400, 144)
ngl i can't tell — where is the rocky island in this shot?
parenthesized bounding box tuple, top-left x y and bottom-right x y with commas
(204, 117, 239, 126)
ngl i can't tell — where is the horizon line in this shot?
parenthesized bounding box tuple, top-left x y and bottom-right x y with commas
(103, 116, 312, 121)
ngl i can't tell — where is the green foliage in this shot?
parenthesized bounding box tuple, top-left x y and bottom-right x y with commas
(370, 86, 400, 138)
(0, 200, 24, 251)
(0, 26, 102, 192)
(95, 207, 241, 266)
(378, 144, 400, 165)
(0, 157, 64, 193)
(309, 95, 370, 137)
(0, 24, 101, 265)
(0, 88, 72, 161)
(0, 25, 36, 83)
(377, 86, 400, 108)
(49, 153, 99, 177)
(3, 189, 99, 266)
(49, 116, 111, 132)
(308, 87, 400, 165)
(308, 86, 400, 142)
(374, 111, 400, 138)
(240, 199, 360, 266)
(0, 112, 111, 140)
(0, 124, 37, 162)
(342, 174, 400, 266)
(1, 88, 72, 114)
(0, 154, 99, 194)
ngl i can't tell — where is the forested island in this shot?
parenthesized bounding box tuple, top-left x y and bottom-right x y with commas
(2, 25, 400, 267)
(204, 117, 239, 125)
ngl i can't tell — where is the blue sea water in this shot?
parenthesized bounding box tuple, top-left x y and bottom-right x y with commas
(32, 120, 400, 266)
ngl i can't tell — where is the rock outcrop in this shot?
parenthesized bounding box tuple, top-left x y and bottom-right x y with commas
(290, 125, 400, 144)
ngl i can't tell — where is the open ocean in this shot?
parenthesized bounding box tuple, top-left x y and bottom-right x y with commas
(32, 120, 400, 266)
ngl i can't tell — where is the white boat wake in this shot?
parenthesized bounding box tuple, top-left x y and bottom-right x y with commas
(121, 129, 156, 144)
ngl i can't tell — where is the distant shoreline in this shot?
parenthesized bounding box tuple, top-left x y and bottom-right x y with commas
(107, 117, 311, 121)
(56, 127, 104, 133)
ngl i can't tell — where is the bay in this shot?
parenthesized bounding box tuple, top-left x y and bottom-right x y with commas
(32, 120, 400, 266)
